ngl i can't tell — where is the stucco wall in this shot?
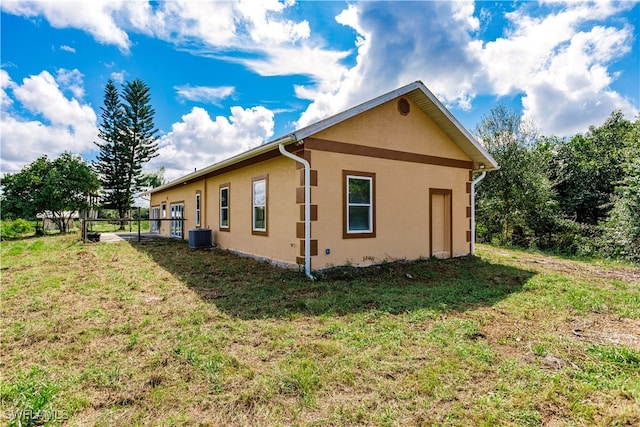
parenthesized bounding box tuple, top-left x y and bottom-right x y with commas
(313, 97, 469, 160)
(307, 150, 471, 269)
(150, 156, 301, 267)
(306, 96, 472, 269)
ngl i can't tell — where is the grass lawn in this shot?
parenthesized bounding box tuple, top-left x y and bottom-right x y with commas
(1, 234, 639, 426)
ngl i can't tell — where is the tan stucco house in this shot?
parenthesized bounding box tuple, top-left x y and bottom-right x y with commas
(149, 81, 498, 276)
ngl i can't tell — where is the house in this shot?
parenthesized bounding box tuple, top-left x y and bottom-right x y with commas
(36, 211, 79, 231)
(149, 81, 498, 276)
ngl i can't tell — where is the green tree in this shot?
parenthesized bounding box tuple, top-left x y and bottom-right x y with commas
(552, 111, 632, 225)
(474, 103, 557, 245)
(602, 115, 640, 261)
(139, 166, 166, 189)
(94, 79, 158, 229)
(0, 153, 99, 232)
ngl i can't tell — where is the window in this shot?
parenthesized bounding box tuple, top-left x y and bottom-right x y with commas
(219, 184, 230, 231)
(195, 192, 201, 227)
(161, 202, 166, 218)
(252, 175, 268, 235)
(170, 203, 184, 238)
(343, 171, 375, 238)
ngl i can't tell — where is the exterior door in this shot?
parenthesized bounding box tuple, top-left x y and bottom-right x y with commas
(430, 189, 452, 258)
(170, 203, 184, 238)
(150, 207, 160, 233)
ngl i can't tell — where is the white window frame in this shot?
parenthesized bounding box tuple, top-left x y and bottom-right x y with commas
(252, 176, 267, 235)
(150, 206, 160, 233)
(195, 193, 201, 227)
(219, 185, 230, 230)
(344, 171, 376, 238)
(170, 203, 184, 238)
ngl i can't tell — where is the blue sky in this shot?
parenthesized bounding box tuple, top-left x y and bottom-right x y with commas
(2, 1, 639, 181)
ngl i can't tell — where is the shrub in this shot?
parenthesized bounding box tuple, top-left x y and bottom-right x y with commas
(11, 218, 34, 234)
(0, 219, 35, 240)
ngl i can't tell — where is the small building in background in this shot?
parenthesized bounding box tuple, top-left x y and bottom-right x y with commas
(36, 211, 79, 231)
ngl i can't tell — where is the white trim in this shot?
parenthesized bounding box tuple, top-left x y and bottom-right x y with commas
(278, 143, 314, 280)
(471, 171, 486, 255)
(346, 175, 373, 234)
(150, 81, 499, 195)
(219, 186, 229, 229)
(252, 179, 267, 232)
(169, 203, 184, 238)
(195, 193, 201, 227)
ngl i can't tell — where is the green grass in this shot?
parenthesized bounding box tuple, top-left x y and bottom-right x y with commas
(1, 235, 639, 426)
(87, 220, 150, 233)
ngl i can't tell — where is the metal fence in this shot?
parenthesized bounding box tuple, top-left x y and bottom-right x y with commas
(80, 207, 186, 243)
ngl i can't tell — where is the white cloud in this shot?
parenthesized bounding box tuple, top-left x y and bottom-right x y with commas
(2, 1, 348, 104)
(60, 45, 76, 53)
(110, 71, 126, 84)
(56, 68, 85, 99)
(471, 2, 638, 135)
(174, 85, 235, 105)
(0, 70, 97, 174)
(295, 1, 639, 136)
(2, 0, 132, 52)
(520, 24, 638, 135)
(0, 69, 15, 109)
(148, 106, 274, 181)
(296, 2, 481, 128)
(235, 0, 310, 44)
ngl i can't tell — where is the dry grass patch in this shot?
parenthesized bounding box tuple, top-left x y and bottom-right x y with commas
(1, 235, 638, 426)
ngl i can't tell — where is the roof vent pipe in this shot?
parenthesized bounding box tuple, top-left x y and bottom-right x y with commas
(278, 143, 314, 280)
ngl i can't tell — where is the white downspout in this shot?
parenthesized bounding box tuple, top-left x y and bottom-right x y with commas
(278, 143, 314, 280)
(470, 170, 486, 256)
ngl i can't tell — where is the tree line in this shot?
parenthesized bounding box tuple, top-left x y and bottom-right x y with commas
(1, 78, 160, 233)
(475, 105, 639, 262)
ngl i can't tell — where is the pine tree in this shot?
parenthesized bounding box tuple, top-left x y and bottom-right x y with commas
(94, 79, 158, 229)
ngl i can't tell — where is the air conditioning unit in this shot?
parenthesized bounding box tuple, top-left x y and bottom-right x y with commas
(188, 228, 212, 249)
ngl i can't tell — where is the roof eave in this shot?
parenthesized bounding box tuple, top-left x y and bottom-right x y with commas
(149, 135, 296, 194)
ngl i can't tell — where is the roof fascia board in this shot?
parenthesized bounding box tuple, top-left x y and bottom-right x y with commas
(151, 81, 499, 195)
(293, 81, 424, 141)
(410, 82, 499, 170)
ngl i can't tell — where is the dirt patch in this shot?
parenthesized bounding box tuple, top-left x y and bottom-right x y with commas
(568, 316, 640, 349)
(482, 247, 640, 284)
(527, 258, 640, 283)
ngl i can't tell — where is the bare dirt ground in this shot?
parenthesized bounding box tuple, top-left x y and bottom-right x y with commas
(482, 245, 640, 284)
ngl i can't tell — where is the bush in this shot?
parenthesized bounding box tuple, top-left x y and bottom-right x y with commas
(11, 218, 34, 234)
(0, 219, 35, 240)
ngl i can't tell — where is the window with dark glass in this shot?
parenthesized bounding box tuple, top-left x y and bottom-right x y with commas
(220, 185, 229, 230)
(343, 171, 376, 238)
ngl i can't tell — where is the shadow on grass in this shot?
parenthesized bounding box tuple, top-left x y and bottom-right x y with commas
(130, 238, 536, 320)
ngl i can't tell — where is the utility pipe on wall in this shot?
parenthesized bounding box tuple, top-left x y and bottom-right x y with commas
(278, 143, 314, 280)
(470, 170, 486, 255)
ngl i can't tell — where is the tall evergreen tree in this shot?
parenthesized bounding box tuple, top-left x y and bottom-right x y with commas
(94, 80, 128, 221)
(94, 79, 158, 228)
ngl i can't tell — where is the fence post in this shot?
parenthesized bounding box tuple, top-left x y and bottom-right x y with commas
(137, 207, 141, 242)
(82, 212, 87, 244)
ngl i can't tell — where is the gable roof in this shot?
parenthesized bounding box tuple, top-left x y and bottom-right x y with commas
(151, 81, 498, 194)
